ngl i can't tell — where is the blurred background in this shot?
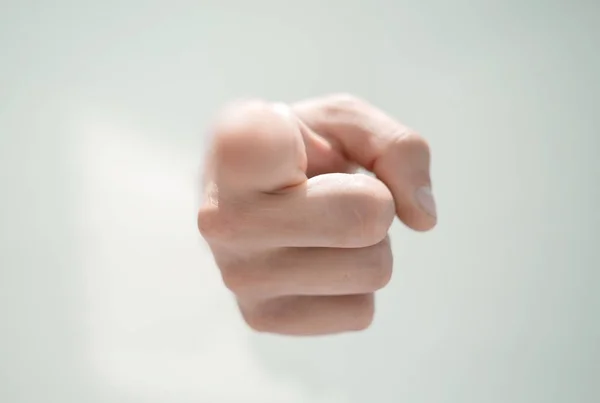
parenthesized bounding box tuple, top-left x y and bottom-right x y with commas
(1, 1, 599, 402)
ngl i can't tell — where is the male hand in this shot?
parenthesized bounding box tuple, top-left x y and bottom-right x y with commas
(198, 94, 436, 336)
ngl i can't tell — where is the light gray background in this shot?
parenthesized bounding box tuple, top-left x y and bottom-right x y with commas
(1, 1, 599, 402)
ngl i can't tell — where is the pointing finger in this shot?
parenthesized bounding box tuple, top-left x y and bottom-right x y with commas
(205, 100, 307, 196)
(292, 94, 437, 232)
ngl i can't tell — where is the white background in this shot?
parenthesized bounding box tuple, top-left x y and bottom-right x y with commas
(1, 1, 599, 402)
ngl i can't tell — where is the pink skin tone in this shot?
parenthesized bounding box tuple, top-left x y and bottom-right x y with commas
(198, 94, 436, 336)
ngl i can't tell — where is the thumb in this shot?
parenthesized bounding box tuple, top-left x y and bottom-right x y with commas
(205, 100, 308, 196)
(292, 94, 437, 232)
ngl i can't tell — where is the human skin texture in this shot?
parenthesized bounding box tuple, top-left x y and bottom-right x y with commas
(198, 94, 437, 336)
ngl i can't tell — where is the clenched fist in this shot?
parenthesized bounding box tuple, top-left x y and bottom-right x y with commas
(198, 94, 436, 336)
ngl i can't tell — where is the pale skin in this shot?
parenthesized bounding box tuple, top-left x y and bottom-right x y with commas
(198, 94, 437, 336)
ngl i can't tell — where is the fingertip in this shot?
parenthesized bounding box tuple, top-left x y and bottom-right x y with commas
(209, 100, 307, 193)
(396, 209, 437, 232)
(212, 99, 289, 159)
(415, 186, 437, 220)
(370, 130, 436, 231)
(396, 186, 438, 232)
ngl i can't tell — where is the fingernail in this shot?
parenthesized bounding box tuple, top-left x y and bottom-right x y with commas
(415, 186, 437, 218)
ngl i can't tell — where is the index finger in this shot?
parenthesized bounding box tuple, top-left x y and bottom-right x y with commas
(292, 94, 437, 231)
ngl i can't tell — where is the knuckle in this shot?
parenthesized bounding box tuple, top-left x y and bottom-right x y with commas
(393, 129, 431, 159)
(210, 100, 302, 189)
(322, 93, 369, 119)
(220, 262, 264, 295)
(329, 93, 366, 109)
(242, 308, 274, 333)
(197, 206, 222, 239)
(211, 100, 279, 162)
(197, 206, 236, 242)
(212, 99, 265, 138)
(220, 264, 248, 294)
(407, 131, 430, 153)
(213, 100, 292, 151)
(214, 99, 270, 131)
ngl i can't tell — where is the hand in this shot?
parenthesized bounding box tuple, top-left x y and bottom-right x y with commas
(198, 94, 436, 336)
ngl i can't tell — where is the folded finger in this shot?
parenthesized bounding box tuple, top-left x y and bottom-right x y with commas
(198, 173, 395, 249)
(238, 293, 375, 336)
(293, 94, 437, 231)
(220, 237, 393, 298)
